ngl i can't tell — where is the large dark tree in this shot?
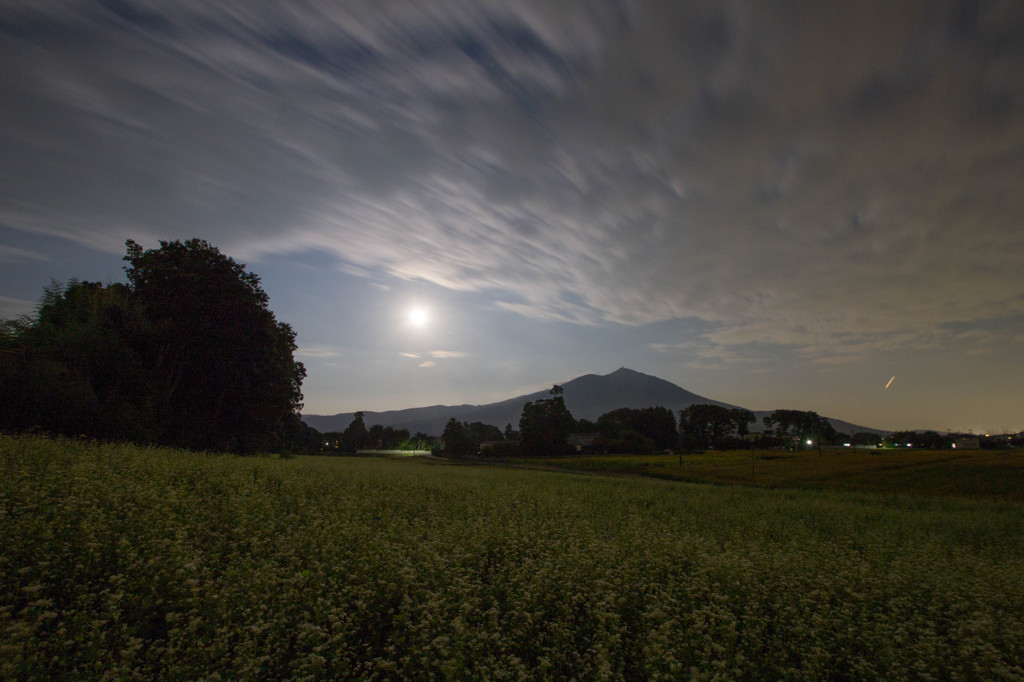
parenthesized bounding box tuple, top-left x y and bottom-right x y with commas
(123, 239, 305, 453)
(811, 416, 838, 453)
(463, 422, 504, 449)
(762, 409, 836, 453)
(729, 408, 757, 440)
(762, 410, 804, 449)
(441, 418, 473, 458)
(594, 406, 678, 453)
(678, 404, 737, 451)
(358, 422, 409, 451)
(341, 412, 368, 453)
(519, 385, 576, 456)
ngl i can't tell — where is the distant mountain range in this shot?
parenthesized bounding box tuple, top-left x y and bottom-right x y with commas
(301, 367, 887, 437)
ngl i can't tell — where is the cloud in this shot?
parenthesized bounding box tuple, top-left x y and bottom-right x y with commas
(0, 296, 37, 320)
(1, 1, 1022, 364)
(401, 350, 465, 364)
(428, 350, 466, 358)
(0, 246, 48, 263)
(295, 346, 339, 359)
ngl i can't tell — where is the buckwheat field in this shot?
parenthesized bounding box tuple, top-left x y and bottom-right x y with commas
(2, 435, 1022, 679)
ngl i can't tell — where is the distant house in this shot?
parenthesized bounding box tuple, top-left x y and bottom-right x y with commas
(953, 437, 980, 450)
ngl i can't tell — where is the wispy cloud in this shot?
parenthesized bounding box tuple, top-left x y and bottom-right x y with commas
(1, 1, 1022, 365)
(428, 350, 466, 358)
(295, 346, 340, 359)
(0, 296, 37, 320)
(0, 246, 47, 263)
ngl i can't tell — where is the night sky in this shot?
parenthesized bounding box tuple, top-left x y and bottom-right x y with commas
(2, 1, 1022, 433)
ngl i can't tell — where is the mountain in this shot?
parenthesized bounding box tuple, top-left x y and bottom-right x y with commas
(301, 367, 888, 437)
(303, 367, 737, 435)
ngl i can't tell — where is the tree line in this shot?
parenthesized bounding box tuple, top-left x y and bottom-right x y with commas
(317, 410, 458, 454)
(331, 386, 871, 459)
(314, 396, 1022, 458)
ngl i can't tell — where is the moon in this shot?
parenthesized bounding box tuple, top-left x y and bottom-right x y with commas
(408, 307, 429, 328)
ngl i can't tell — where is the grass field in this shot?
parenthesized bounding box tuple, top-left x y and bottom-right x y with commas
(523, 448, 1024, 500)
(3, 434, 1023, 679)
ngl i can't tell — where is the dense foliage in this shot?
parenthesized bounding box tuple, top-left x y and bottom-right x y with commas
(518, 385, 576, 456)
(762, 409, 837, 453)
(367, 424, 413, 450)
(0, 240, 306, 453)
(3, 435, 1023, 679)
(124, 239, 306, 452)
(441, 420, 505, 457)
(339, 412, 369, 453)
(593, 406, 678, 454)
(441, 417, 474, 457)
(1, 281, 151, 441)
(322, 426, 433, 453)
(678, 405, 756, 451)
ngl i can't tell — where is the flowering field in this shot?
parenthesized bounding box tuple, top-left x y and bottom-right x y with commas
(2, 435, 1023, 679)
(526, 449, 1024, 500)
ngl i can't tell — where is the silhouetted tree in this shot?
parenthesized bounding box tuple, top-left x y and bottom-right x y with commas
(639, 407, 678, 450)
(0, 280, 152, 440)
(463, 422, 503, 449)
(386, 427, 411, 449)
(442, 417, 473, 458)
(277, 416, 322, 455)
(763, 410, 835, 453)
(916, 430, 951, 449)
(124, 239, 305, 452)
(367, 424, 385, 449)
(519, 385, 575, 456)
(853, 431, 881, 448)
(411, 432, 434, 451)
(811, 416, 838, 453)
(341, 412, 368, 453)
(595, 407, 677, 453)
(762, 409, 803, 449)
(729, 408, 756, 439)
(679, 404, 736, 451)
(884, 430, 954, 449)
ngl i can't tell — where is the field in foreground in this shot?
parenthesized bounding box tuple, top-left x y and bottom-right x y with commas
(524, 448, 1024, 500)
(2, 435, 1023, 679)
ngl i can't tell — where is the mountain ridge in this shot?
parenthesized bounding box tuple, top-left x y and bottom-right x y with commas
(301, 367, 886, 437)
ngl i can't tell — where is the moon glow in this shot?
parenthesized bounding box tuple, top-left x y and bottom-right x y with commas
(408, 307, 429, 327)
